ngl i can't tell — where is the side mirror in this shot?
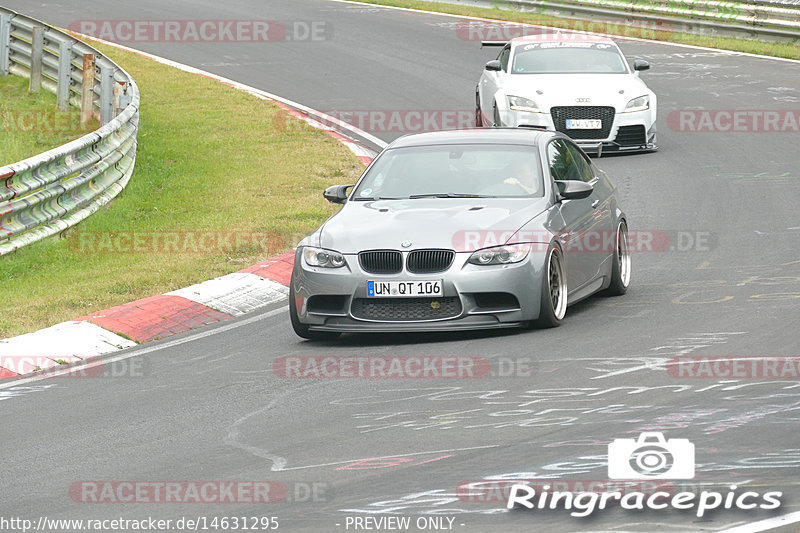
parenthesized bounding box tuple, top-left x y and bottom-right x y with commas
(485, 60, 502, 72)
(555, 180, 593, 201)
(323, 184, 353, 204)
(633, 59, 650, 71)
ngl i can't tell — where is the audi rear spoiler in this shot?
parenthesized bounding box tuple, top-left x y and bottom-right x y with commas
(481, 41, 508, 48)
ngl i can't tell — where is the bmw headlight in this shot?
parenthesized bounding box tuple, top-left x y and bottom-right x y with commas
(468, 244, 531, 265)
(303, 247, 346, 268)
(507, 95, 541, 113)
(623, 95, 649, 113)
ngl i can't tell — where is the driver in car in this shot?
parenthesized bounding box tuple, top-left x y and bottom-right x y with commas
(503, 159, 539, 195)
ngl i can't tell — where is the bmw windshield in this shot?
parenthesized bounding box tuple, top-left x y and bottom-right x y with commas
(351, 144, 544, 200)
(512, 42, 628, 74)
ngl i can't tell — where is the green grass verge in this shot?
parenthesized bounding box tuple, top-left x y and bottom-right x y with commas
(0, 40, 363, 339)
(0, 76, 97, 164)
(356, 0, 800, 60)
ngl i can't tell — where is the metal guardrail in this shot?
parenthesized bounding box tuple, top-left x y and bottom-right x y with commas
(432, 0, 800, 40)
(0, 6, 139, 256)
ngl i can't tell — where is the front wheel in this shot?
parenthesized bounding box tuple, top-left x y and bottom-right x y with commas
(289, 283, 341, 340)
(475, 89, 483, 127)
(532, 245, 568, 328)
(493, 104, 502, 127)
(603, 220, 631, 296)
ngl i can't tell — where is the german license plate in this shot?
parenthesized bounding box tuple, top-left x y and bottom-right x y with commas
(367, 280, 443, 297)
(566, 119, 602, 129)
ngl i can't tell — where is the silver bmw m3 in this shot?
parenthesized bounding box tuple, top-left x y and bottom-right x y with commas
(290, 129, 630, 340)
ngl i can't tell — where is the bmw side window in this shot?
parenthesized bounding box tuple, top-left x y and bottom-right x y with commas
(498, 47, 510, 72)
(547, 139, 572, 182)
(565, 142, 595, 183)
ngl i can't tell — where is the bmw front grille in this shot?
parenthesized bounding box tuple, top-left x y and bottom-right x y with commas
(406, 249, 455, 274)
(358, 250, 403, 274)
(358, 249, 454, 274)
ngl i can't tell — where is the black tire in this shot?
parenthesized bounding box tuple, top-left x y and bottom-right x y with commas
(475, 89, 483, 127)
(289, 283, 341, 341)
(532, 245, 568, 328)
(493, 104, 502, 127)
(603, 220, 631, 296)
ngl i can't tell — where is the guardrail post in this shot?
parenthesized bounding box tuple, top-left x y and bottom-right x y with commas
(0, 13, 11, 76)
(99, 63, 114, 125)
(113, 80, 127, 117)
(29, 25, 44, 92)
(81, 53, 95, 125)
(56, 39, 73, 111)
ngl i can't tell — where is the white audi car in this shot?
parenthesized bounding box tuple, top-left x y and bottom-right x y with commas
(476, 35, 657, 154)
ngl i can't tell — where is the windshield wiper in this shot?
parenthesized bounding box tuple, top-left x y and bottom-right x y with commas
(352, 196, 404, 201)
(408, 193, 493, 199)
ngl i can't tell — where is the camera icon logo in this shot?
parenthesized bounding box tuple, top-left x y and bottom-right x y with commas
(608, 432, 695, 480)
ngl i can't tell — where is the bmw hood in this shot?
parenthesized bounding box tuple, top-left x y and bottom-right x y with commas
(502, 74, 650, 112)
(315, 198, 550, 254)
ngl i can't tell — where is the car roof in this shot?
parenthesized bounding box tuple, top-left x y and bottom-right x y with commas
(388, 128, 553, 149)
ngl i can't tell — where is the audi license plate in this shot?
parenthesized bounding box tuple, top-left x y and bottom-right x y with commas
(367, 280, 443, 297)
(566, 119, 602, 129)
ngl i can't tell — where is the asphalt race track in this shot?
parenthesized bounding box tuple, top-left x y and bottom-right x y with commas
(1, 1, 800, 531)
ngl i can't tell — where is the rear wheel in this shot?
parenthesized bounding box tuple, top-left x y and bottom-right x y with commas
(289, 283, 341, 340)
(603, 220, 631, 296)
(532, 245, 567, 328)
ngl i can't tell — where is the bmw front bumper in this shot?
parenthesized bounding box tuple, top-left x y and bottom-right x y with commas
(291, 247, 549, 333)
